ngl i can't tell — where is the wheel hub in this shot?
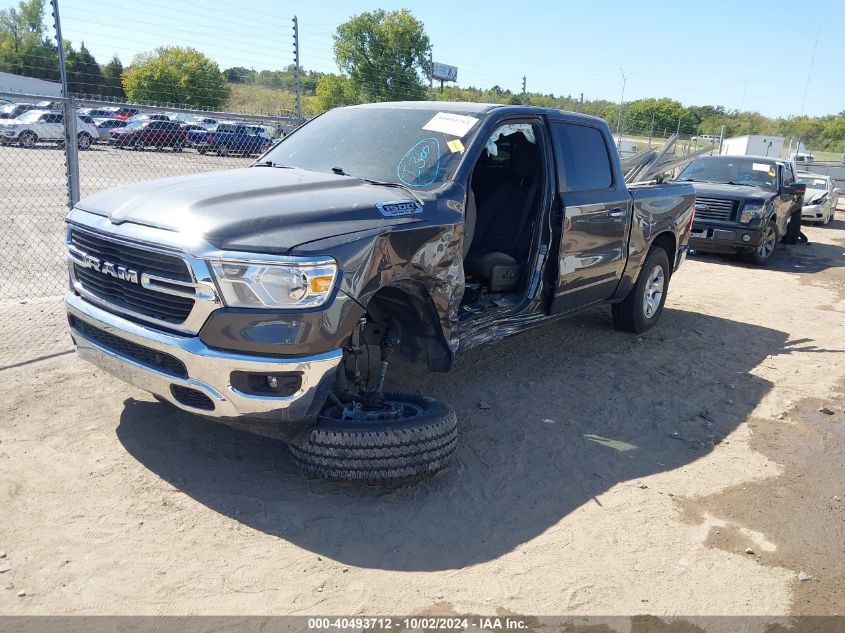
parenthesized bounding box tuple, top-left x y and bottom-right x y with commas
(339, 400, 422, 423)
(642, 265, 665, 319)
(758, 226, 776, 257)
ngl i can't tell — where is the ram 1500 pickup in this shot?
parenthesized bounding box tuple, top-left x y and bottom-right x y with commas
(65, 102, 695, 481)
(677, 155, 806, 265)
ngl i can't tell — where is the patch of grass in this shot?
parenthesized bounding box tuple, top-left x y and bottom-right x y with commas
(224, 84, 297, 117)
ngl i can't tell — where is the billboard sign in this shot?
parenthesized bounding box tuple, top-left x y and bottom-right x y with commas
(431, 62, 458, 82)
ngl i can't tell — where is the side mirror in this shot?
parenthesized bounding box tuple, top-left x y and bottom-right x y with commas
(783, 183, 806, 196)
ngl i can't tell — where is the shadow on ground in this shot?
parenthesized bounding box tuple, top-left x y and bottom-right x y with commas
(117, 307, 794, 572)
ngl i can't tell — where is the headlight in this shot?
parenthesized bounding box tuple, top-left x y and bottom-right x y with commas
(210, 259, 338, 309)
(739, 202, 766, 224)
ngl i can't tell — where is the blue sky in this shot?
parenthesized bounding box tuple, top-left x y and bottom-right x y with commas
(16, 0, 844, 117)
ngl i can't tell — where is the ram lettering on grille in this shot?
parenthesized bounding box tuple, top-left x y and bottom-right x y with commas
(79, 254, 140, 284)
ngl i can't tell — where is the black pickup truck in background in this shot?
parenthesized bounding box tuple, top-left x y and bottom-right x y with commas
(676, 155, 806, 265)
(65, 102, 695, 481)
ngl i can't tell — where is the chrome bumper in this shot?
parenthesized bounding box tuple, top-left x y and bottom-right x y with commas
(66, 292, 342, 422)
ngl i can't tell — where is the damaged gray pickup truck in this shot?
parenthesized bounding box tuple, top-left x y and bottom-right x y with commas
(65, 102, 695, 481)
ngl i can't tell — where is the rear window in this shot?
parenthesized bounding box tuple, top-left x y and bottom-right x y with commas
(551, 122, 613, 192)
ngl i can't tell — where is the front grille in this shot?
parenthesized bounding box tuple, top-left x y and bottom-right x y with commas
(69, 315, 188, 379)
(70, 229, 192, 281)
(73, 264, 194, 323)
(70, 228, 195, 324)
(170, 385, 214, 411)
(695, 197, 738, 221)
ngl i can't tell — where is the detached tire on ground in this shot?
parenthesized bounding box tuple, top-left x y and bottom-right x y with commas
(612, 246, 670, 334)
(289, 393, 457, 482)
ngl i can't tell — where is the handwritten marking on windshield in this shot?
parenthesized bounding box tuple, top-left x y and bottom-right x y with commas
(397, 137, 440, 188)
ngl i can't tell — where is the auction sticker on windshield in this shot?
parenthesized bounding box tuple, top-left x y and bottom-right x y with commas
(752, 162, 771, 172)
(423, 112, 479, 137)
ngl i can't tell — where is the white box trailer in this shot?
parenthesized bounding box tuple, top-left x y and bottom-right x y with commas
(0, 71, 62, 98)
(720, 134, 784, 158)
(613, 136, 642, 159)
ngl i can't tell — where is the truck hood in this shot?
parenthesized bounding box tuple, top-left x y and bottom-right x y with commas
(74, 167, 425, 254)
(685, 182, 774, 200)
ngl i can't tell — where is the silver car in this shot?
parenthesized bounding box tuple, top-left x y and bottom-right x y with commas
(93, 118, 128, 141)
(797, 172, 838, 225)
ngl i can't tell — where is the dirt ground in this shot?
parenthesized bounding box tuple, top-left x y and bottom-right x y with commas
(0, 219, 843, 617)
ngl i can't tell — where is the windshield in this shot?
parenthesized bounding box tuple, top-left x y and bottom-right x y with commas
(263, 106, 484, 190)
(16, 110, 43, 123)
(797, 175, 828, 190)
(124, 120, 146, 129)
(677, 156, 778, 189)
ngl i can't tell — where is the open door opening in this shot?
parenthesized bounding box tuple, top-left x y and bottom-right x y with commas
(460, 122, 545, 318)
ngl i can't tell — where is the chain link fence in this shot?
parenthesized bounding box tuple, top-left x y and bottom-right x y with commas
(0, 87, 302, 367)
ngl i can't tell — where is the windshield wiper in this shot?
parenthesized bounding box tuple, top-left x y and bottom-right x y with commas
(678, 178, 712, 183)
(255, 160, 294, 168)
(359, 178, 425, 208)
(726, 181, 755, 186)
(331, 168, 425, 207)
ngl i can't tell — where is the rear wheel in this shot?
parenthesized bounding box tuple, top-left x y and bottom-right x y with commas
(77, 132, 92, 150)
(19, 131, 36, 148)
(612, 247, 670, 333)
(133, 138, 144, 151)
(289, 393, 457, 482)
(748, 221, 777, 265)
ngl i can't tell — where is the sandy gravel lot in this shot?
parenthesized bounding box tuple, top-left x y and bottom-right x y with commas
(0, 220, 843, 617)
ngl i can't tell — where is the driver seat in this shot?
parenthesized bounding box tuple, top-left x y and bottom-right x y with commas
(464, 132, 540, 292)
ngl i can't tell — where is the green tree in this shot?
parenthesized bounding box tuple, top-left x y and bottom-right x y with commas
(0, 0, 58, 80)
(333, 9, 430, 102)
(624, 98, 692, 136)
(314, 73, 359, 112)
(223, 66, 256, 84)
(66, 41, 105, 95)
(122, 46, 229, 108)
(102, 55, 125, 98)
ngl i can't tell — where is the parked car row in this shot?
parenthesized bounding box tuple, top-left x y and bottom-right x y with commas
(0, 101, 285, 154)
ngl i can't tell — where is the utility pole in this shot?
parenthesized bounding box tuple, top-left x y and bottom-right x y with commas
(521, 76, 527, 105)
(648, 112, 655, 147)
(292, 15, 301, 119)
(676, 117, 681, 136)
(616, 67, 630, 134)
(579, 92, 583, 113)
(51, 0, 79, 207)
(428, 47, 433, 101)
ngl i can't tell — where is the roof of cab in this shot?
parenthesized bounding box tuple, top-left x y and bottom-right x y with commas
(698, 154, 785, 164)
(343, 100, 605, 125)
